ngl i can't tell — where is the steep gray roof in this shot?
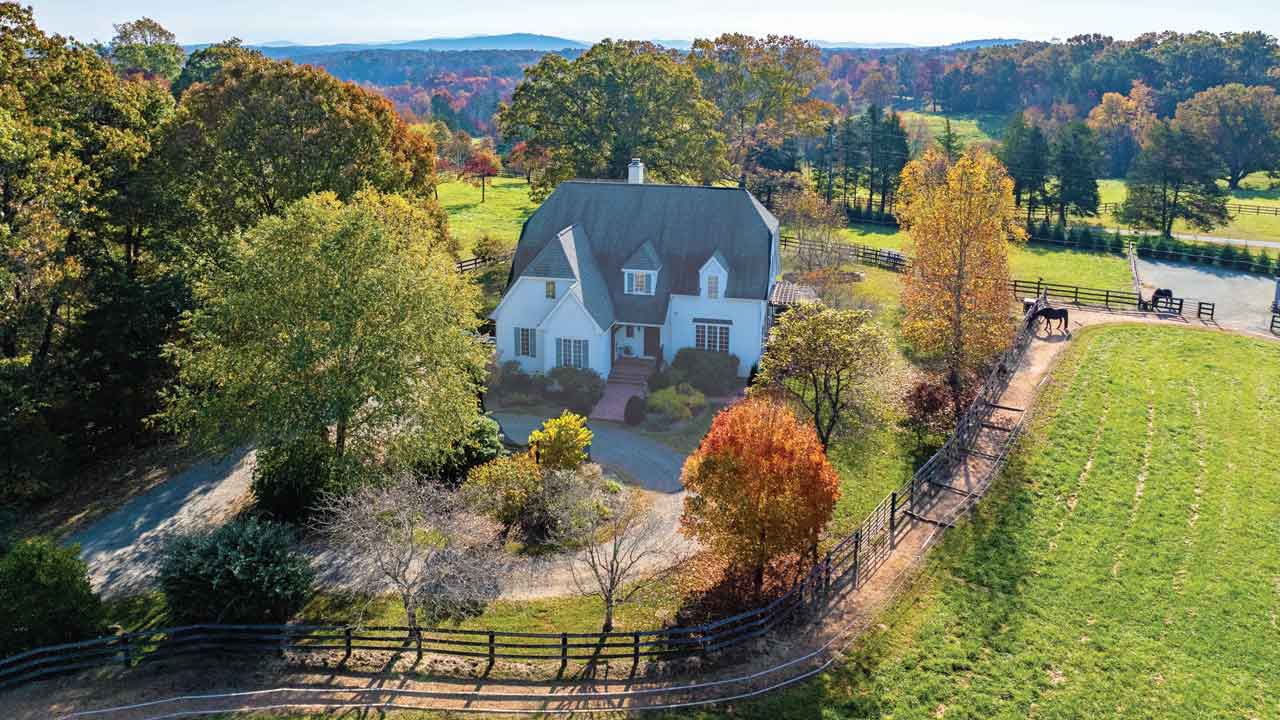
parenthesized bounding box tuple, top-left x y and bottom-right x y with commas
(554, 225, 614, 330)
(622, 241, 662, 271)
(525, 235, 576, 279)
(509, 182, 779, 325)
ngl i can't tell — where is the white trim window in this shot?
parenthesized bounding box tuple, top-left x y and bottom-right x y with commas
(624, 270, 655, 295)
(515, 327, 536, 357)
(556, 338, 589, 369)
(706, 274, 720, 299)
(694, 323, 730, 353)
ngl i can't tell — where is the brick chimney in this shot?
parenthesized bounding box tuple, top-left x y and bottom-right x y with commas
(627, 158, 645, 185)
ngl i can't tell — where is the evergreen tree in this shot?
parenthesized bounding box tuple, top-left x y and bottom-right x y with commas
(1119, 121, 1229, 237)
(1049, 121, 1103, 224)
(936, 117, 964, 161)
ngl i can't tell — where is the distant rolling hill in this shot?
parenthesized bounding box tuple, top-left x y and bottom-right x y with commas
(214, 33, 590, 56)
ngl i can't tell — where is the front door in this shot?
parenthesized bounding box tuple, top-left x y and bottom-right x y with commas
(643, 326, 659, 358)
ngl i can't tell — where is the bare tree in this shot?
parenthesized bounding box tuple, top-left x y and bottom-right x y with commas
(314, 477, 507, 634)
(557, 484, 679, 633)
(779, 189, 843, 272)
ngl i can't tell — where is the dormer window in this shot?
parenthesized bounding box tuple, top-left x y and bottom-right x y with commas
(699, 250, 728, 300)
(625, 270, 656, 296)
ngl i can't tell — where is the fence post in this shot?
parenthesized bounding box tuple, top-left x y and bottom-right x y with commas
(414, 627, 422, 659)
(889, 492, 898, 547)
(852, 530, 862, 588)
(633, 632, 641, 664)
(488, 630, 496, 663)
(344, 627, 352, 661)
(560, 632, 568, 664)
(1104, 289, 1111, 308)
(119, 633, 131, 668)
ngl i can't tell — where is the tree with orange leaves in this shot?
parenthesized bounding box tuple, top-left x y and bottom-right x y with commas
(680, 397, 840, 595)
(897, 147, 1026, 419)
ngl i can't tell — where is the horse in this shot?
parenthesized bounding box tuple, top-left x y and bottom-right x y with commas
(1030, 306, 1070, 335)
(1151, 288, 1173, 311)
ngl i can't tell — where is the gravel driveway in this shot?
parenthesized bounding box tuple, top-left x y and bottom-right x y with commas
(491, 412, 686, 493)
(70, 415, 694, 601)
(68, 448, 256, 598)
(314, 413, 695, 599)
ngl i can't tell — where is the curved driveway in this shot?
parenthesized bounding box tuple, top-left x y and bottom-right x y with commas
(69, 416, 690, 600)
(492, 412, 686, 493)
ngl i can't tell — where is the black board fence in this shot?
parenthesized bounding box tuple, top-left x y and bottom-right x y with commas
(779, 234, 1212, 320)
(0, 295, 1049, 692)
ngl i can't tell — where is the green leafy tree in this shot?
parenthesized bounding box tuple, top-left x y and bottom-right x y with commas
(688, 34, 828, 176)
(106, 17, 184, 81)
(1174, 83, 1280, 189)
(0, 537, 103, 654)
(497, 40, 727, 200)
(171, 37, 261, 98)
(1049, 121, 1103, 223)
(755, 303, 894, 450)
(1119, 121, 1229, 237)
(157, 53, 442, 241)
(161, 191, 486, 470)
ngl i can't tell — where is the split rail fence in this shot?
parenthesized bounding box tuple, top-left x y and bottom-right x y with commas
(0, 291, 1048, 692)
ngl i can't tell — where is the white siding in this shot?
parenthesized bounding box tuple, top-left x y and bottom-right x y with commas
(665, 294, 766, 377)
(698, 256, 728, 300)
(539, 292, 611, 377)
(492, 276, 571, 373)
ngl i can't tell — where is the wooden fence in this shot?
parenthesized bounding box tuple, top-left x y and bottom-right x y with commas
(0, 298, 1049, 693)
(779, 234, 1210, 320)
(455, 252, 513, 274)
(1271, 313, 1280, 335)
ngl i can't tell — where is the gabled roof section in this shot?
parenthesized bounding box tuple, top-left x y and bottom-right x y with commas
(556, 225, 614, 331)
(622, 240, 662, 271)
(525, 235, 577, 279)
(508, 182, 779, 325)
(701, 249, 729, 274)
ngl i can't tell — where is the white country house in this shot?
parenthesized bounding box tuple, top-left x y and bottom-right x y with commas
(490, 161, 782, 395)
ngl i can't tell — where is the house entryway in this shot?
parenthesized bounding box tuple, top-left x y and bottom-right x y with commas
(590, 357, 654, 422)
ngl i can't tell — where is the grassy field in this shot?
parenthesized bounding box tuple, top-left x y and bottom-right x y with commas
(833, 222, 1134, 289)
(438, 176, 538, 256)
(898, 110, 1006, 146)
(1091, 173, 1280, 244)
(673, 324, 1280, 719)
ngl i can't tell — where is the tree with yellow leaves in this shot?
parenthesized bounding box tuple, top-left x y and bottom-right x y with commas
(896, 147, 1026, 419)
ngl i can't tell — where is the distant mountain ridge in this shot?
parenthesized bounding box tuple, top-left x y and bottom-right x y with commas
(209, 33, 590, 55)
(191, 34, 1021, 56)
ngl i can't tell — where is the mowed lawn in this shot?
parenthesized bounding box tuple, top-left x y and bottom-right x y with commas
(835, 223, 1134, 289)
(1092, 174, 1280, 244)
(438, 176, 538, 256)
(898, 110, 1005, 146)
(676, 324, 1280, 720)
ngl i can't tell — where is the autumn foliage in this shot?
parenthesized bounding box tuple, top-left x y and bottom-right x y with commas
(680, 398, 840, 594)
(897, 147, 1026, 416)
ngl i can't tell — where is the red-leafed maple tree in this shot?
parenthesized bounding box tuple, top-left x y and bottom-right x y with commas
(680, 397, 841, 595)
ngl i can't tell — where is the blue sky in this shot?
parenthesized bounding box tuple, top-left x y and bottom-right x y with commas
(30, 0, 1278, 47)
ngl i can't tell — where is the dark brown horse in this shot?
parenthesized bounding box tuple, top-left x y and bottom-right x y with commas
(1030, 306, 1070, 335)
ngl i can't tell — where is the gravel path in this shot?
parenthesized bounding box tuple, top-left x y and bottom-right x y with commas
(69, 414, 693, 601)
(314, 412, 694, 599)
(68, 448, 256, 598)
